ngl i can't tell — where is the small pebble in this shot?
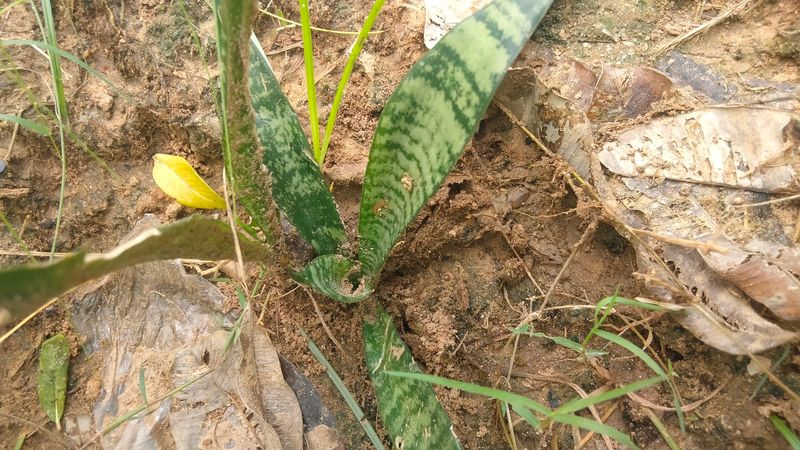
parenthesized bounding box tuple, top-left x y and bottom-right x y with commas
(507, 187, 530, 208)
(0, 160, 6, 174)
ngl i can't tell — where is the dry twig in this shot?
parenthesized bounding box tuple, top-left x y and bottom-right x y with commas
(653, 0, 761, 55)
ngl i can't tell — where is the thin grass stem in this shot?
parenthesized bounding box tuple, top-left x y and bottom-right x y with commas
(299, 328, 386, 449)
(35, 0, 69, 261)
(260, 8, 384, 35)
(298, 0, 321, 161)
(319, 0, 384, 163)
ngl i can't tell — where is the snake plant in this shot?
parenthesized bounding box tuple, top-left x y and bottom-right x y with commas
(0, 0, 553, 447)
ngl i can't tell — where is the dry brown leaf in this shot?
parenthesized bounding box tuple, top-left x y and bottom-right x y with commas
(598, 107, 800, 192)
(698, 235, 800, 321)
(588, 66, 674, 121)
(595, 108, 800, 354)
(497, 67, 594, 180)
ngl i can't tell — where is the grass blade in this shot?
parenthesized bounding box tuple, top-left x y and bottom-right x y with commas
(771, 414, 800, 449)
(384, 371, 551, 417)
(13, 432, 25, 450)
(553, 413, 641, 450)
(299, 328, 385, 449)
(0, 39, 121, 94)
(318, 0, 385, 163)
(366, 305, 462, 449)
(37, 0, 69, 261)
(388, 370, 644, 450)
(513, 406, 541, 427)
(530, 331, 607, 357)
(298, 0, 321, 162)
(1, 0, 27, 15)
(248, 35, 348, 254)
(0, 113, 51, 136)
(595, 329, 666, 377)
(644, 408, 681, 450)
(555, 376, 664, 415)
(357, 0, 554, 276)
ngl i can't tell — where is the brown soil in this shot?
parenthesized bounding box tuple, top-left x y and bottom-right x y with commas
(1, 0, 799, 449)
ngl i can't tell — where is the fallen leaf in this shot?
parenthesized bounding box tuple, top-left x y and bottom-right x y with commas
(598, 107, 800, 193)
(698, 236, 800, 321)
(594, 108, 800, 354)
(588, 66, 674, 121)
(152, 153, 226, 209)
(38, 334, 70, 430)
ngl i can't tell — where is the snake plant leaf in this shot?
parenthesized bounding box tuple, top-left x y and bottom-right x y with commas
(363, 304, 461, 449)
(152, 154, 227, 210)
(358, 0, 553, 275)
(249, 36, 348, 255)
(0, 215, 268, 326)
(291, 255, 371, 303)
(37, 334, 70, 430)
(214, 0, 280, 241)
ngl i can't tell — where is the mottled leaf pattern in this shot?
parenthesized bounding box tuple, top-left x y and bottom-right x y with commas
(214, 0, 279, 241)
(249, 36, 348, 255)
(363, 304, 461, 449)
(0, 216, 268, 325)
(357, 0, 553, 275)
(38, 334, 70, 430)
(291, 255, 371, 303)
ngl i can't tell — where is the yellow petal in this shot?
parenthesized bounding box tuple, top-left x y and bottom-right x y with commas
(152, 154, 227, 210)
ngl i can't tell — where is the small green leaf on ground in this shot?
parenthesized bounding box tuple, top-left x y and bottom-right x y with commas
(38, 334, 70, 430)
(364, 304, 462, 449)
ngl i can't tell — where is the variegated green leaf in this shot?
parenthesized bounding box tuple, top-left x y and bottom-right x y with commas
(358, 0, 553, 275)
(291, 255, 371, 303)
(363, 304, 461, 450)
(38, 334, 70, 430)
(214, 0, 279, 241)
(0, 216, 267, 325)
(248, 36, 348, 255)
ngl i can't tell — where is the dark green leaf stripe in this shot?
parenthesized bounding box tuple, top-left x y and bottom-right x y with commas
(358, 0, 553, 275)
(249, 36, 348, 255)
(0, 216, 268, 325)
(214, 0, 279, 241)
(364, 305, 461, 449)
(291, 255, 371, 303)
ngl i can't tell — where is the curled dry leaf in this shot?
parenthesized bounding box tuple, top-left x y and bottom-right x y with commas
(698, 236, 800, 321)
(494, 48, 799, 353)
(588, 66, 674, 121)
(152, 153, 227, 210)
(517, 45, 598, 112)
(654, 243, 797, 354)
(596, 107, 800, 354)
(598, 107, 800, 193)
(68, 217, 306, 449)
(497, 65, 594, 181)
